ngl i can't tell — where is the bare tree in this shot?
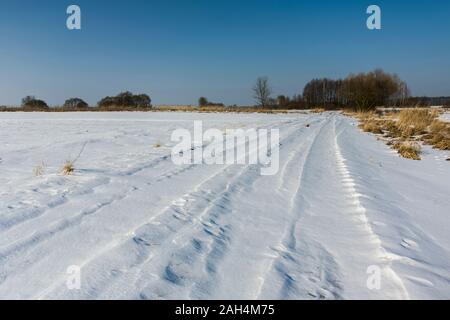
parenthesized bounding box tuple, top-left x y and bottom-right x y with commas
(253, 77, 272, 107)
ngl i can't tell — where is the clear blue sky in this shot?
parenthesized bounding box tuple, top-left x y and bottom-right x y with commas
(0, 0, 449, 106)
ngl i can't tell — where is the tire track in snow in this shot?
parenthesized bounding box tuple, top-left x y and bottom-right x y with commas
(0, 147, 193, 235)
(137, 165, 261, 300)
(31, 118, 306, 299)
(1, 118, 248, 236)
(0, 119, 295, 261)
(333, 116, 410, 299)
(0, 176, 111, 233)
(276, 117, 325, 193)
(335, 116, 450, 298)
(0, 189, 131, 277)
(0, 119, 299, 298)
(74, 119, 306, 299)
(35, 166, 247, 299)
(433, 154, 448, 176)
(257, 114, 344, 299)
(133, 118, 324, 299)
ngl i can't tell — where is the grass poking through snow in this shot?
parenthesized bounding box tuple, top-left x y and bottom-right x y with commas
(33, 162, 46, 176)
(393, 142, 422, 160)
(353, 108, 450, 160)
(61, 160, 75, 175)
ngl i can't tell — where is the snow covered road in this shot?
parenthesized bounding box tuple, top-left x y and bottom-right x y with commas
(0, 112, 449, 299)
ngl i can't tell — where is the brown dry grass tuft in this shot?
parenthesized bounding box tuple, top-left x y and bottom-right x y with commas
(381, 120, 402, 138)
(397, 109, 438, 136)
(311, 108, 326, 113)
(393, 142, 421, 160)
(354, 108, 450, 160)
(425, 120, 450, 150)
(359, 119, 384, 134)
(61, 160, 75, 175)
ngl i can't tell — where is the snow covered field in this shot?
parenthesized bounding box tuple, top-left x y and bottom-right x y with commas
(0, 111, 449, 300)
(441, 112, 450, 122)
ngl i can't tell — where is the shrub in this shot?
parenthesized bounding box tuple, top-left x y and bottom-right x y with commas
(64, 98, 88, 109)
(197, 97, 225, 108)
(198, 97, 208, 107)
(98, 91, 152, 108)
(21, 96, 49, 109)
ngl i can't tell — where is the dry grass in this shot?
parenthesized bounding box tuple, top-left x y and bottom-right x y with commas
(205, 107, 289, 114)
(1, 105, 294, 114)
(157, 105, 198, 112)
(424, 120, 450, 150)
(33, 162, 46, 176)
(393, 142, 421, 160)
(59, 141, 87, 175)
(311, 108, 326, 113)
(156, 105, 290, 113)
(397, 108, 438, 136)
(357, 114, 399, 137)
(359, 119, 384, 134)
(61, 160, 75, 175)
(381, 120, 402, 138)
(153, 142, 161, 148)
(354, 108, 449, 160)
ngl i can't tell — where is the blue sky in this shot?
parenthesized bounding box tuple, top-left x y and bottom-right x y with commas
(0, 0, 449, 106)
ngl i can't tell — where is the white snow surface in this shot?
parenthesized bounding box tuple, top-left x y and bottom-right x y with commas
(0, 111, 449, 300)
(440, 112, 450, 122)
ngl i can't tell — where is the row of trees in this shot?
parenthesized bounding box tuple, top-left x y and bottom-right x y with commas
(198, 97, 224, 107)
(19, 92, 152, 110)
(253, 69, 413, 111)
(406, 96, 450, 107)
(249, 77, 304, 109)
(98, 91, 151, 108)
(13, 72, 449, 111)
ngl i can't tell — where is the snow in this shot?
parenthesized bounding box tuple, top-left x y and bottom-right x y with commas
(440, 112, 450, 122)
(0, 111, 449, 300)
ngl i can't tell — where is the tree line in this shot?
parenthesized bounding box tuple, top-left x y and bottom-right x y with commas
(15, 91, 152, 111)
(252, 69, 449, 110)
(302, 69, 410, 110)
(253, 69, 417, 111)
(3, 69, 449, 111)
